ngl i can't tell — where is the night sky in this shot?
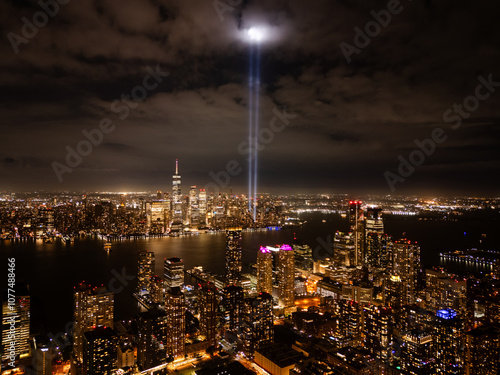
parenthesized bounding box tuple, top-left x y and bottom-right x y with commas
(1, 0, 499, 195)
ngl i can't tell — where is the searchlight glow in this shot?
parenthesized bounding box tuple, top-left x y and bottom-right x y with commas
(247, 27, 267, 43)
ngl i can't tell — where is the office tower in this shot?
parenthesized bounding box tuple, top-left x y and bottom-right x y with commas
(199, 282, 218, 347)
(348, 200, 364, 266)
(257, 246, 273, 294)
(165, 287, 185, 359)
(334, 231, 355, 267)
(137, 250, 155, 295)
(188, 185, 199, 227)
(171, 159, 183, 230)
(82, 327, 117, 375)
(401, 329, 435, 375)
(150, 200, 168, 234)
(198, 189, 207, 225)
(466, 275, 500, 330)
(33, 336, 53, 375)
(1, 283, 30, 365)
(241, 292, 274, 357)
(150, 275, 164, 305)
(342, 300, 362, 343)
(222, 285, 244, 334)
(73, 283, 114, 363)
(225, 228, 242, 286)
(465, 324, 500, 375)
(363, 305, 393, 361)
(433, 309, 464, 374)
(136, 308, 167, 370)
(365, 231, 384, 269)
(164, 257, 184, 291)
(425, 269, 467, 319)
(277, 244, 295, 307)
(392, 239, 421, 305)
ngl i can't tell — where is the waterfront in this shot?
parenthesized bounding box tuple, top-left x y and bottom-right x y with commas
(1, 212, 499, 333)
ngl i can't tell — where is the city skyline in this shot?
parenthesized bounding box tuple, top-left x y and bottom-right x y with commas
(1, 1, 499, 195)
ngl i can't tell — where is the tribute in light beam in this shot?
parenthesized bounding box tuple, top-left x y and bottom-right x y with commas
(246, 26, 267, 221)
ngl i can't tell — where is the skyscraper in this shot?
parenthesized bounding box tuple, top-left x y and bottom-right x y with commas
(401, 329, 435, 375)
(73, 283, 114, 363)
(363, 305, 393, 361)
(1, 283, 30, 365)
(198, 189, 207, 225)
(225, 228, 242, 286)
(188, 185, 199, 227)
(199, 282, 218, 347)
(392, 239, 421, 305)
(82, 327, 117, 375)
(137, 250, 155, 295)
(241, 292, 274, 357)
(171, 159, 183, 230)
(277, 244, 295, 308)
(222, 285, 244, 335)
(434, 309, 464, 374)
(465, 324, 500, 375)
(257, 246, 273, 294)
(165, 287, 185, 359)
(164, 257, 184, 291)
(34, 336, 53, 375)
(136, 308, 167, 370)
(348, 200, 364, 266)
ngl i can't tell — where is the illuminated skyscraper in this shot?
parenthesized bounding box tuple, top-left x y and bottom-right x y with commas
(171, 159, 183, 230)
(165, 287, 185, 359)
(199, 282, 218, 347)
(401, 329, 435, 375)
(150, 275, 164, 305)
(433, 309, 464, 374)
(241, 292, 274, 357)
(82, 327, 117, 375)
(277, 244, 295, 307)
(348, 200, 364, 266)
(392, 239, 421, 305)
(188, 185, 199, 227)
(164, 257, 184, 290)
(225, 228, 242, 286)
(222, 285, 244, 335)
(334, 231, 355, 267)
(465, 324, 500, 375)
(34, 336, 53, 375)
(364, 207, 384, 268)
(137, 250, 155, 295)
(136, 308, 167, 370)
(257, 246, 273, 294)
(1, 283, 30, 365)
(363, 305, 393, 361)
(198, 189, 207, 225)
(73, 283, 114, 363)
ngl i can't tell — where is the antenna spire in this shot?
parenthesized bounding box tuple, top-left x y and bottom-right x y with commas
(175, 159, 178, 175)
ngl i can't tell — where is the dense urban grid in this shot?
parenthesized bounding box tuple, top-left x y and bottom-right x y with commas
(1, 162, 500, 375)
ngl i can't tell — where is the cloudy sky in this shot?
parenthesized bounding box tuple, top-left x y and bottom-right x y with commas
(0, 0, 499, 195)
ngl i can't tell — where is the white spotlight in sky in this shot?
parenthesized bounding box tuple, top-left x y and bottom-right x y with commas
(247, 27, 267, 43)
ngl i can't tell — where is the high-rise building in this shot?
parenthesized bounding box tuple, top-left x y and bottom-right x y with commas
(465, 324, 500, 375)
(222, 285, 244, 335)
(82, 327, 117, 375)
(73, 283, 114, 363)
(150, 275, 164, 305)
(225, 228, 242, 286)
(164, 257, 184, 291)
(33, 336, 53, 375)
(364, 209, 384, 269)
(425, 269, 467, 319)
(137, 250, 155, 295)
(165, 287, 185, 359)
(363, 305, 393, 361)
(348, 200, 364, 266)
(136, 308, 167, 370)
(433, 309, 464, 374)
(241, 292, 274, 357)
(188, 186, 199, 227)
(392, 239, 422, 305)
(257, 246, 273, 294)
(1, 283, 30, 365)
(199, 282, 218, 347)
(171, 159, 183, 230)
(198, 189, 207, 225)
(277, 244, 295, 307)
(334, 231, 355, 267)
(401, 329, 435, 375)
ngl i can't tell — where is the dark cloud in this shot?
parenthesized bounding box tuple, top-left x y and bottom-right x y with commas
(0, 0, 499, 194)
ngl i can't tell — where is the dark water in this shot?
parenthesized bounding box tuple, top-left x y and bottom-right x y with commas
(1, 213, 498, 334)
